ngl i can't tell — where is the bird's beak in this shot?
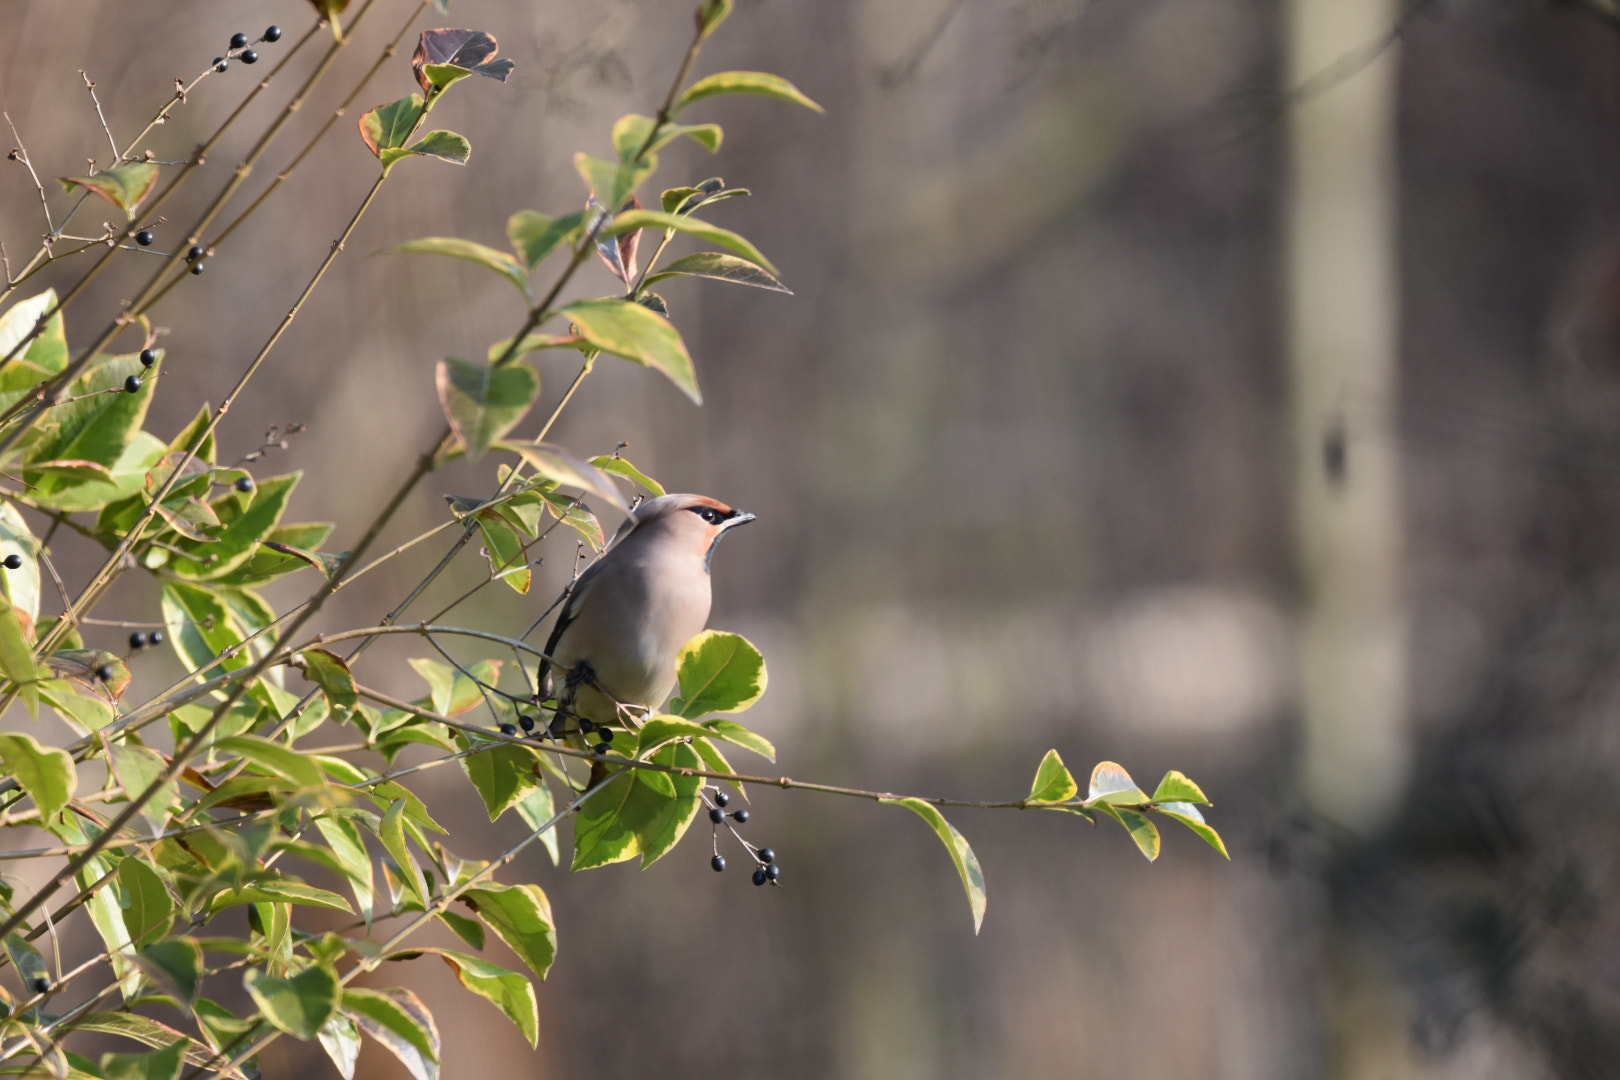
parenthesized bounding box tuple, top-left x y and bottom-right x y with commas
(725, 510, 756, 529)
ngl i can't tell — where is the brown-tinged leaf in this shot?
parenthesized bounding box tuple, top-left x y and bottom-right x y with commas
(412, 29, 515, 93)
(59, 163, 160, 220)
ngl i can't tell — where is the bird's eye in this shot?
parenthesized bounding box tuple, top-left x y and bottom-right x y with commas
(701, 507, 723, 524)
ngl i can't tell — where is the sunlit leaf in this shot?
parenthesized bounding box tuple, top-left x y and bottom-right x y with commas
(59, 163, 160, 220)
(244, 964, 341, 1040)
(461, 883, 556, 980)
(436, 356, 540, 461)
(1027, 749, 1078, 803)
(672, 70, 823, 116)
(344, 987, 438, 1080)
(603, 209, 777, 275)
(0, 732, 73, 821)
(497, 443, 627, 509)
(425, 949, 537, 1047)
(385, 237, 527, 299)
(358, 95, 425, 158)
(559, 298, 698, 403)
(670, 631, 767, 717)
(880, 797, 986, 933)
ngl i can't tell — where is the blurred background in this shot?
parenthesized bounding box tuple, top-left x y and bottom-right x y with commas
(5, 0, 1620, 1076)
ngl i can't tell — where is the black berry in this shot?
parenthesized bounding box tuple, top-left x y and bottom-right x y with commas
(230, 32, 250, 49)
(714, 790, 730, 808)
(186, 245, 204, 261)
(135, 230, 154, 246)
(593, 742, 610, 755)
(765, 863, 780, 882)
(241, 49, 259, 64)
(264, 25, 283, 42)
(499, 723, 517, 736)
(31, 978, 48, 994)
(95, 664, 115, 682)
(732, 809, 750, 824)
(757, 847, 775, 864)
(599, 728, 614, 743)
(518, 714, 535, 732)
(708, 807, 725, 824)
(578, 718, 595, 734)
(129, 631, 148, 650)
(140, 348, 157, 367)
(149, 630, 165, 646)
(711, 855, 726, 872)
(124, 375, 142, 393)
(2, 554, 20, 570)
(214, 57, 229, 73)
(235, 477, 253, 493)
(752, 868, 768, 886)
(190, 263, 205, 275)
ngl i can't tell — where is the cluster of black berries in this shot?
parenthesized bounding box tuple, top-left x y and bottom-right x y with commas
(128, 629, 166, 652)
(707, 790, 780, 886)
(214, 26, 281, 73)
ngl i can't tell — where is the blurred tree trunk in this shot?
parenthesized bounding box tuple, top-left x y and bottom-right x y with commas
(1286, 0, 1414, 1075)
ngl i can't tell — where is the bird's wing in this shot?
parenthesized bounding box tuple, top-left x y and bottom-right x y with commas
(537, 559, 607, 701)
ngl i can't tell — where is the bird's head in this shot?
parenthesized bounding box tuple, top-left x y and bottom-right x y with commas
(620, 493, 755, 570)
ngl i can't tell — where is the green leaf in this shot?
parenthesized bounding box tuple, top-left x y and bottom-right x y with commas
(1150, 770, 1211, 806)
(3, 931, 50, 989)
(99, 1039, 185, 1080)
(513, 783, 561, 865)
(384, 237, 528, 299)
(572, 743, 704, 870)
(507, 209, 585, 270)
(313, 816, 374, 921)
(426, 949, 537, 1047)
(0, 594, 39, 715)
(208, 877, 354, 913)
(244, 964, 341, 1040)
(603, 209, 777, 275)
(116, 857, 174, 947)
(1153, 801, 1230, 859)
(437, 910, 485, 949)
(559, 298, 699, 403)
(37, 431, 166, 515)
(474, 511, 530, 593)
(1098, 803, 1161, 861)
(358, 95, 425, 157)
(573, 153, 653, 212)
(0, 732, 73, 821)
(1087, 761, 1148, 806)
(436, 356, 540, 461)
(701, 718, 774, 762)
(880, 798, 987, 933)
(343, 987, 438, 1080)
(380, 799, 428, 907)
(300, 648, 358, 725)
(1027, 749, 1078, 803)
(611, 114, 723, 161)
(403, 130, 471, 165)
(671, 631, 767, 717)
(26, 352, 154, 470)
(635, 716, 712, 753)
(0, 501, 40, 622)
(160, 581, 246, 688)
(589, 454, 664, 497)
(317, 1015, 361, 1080)
(216, 734, 330, 794)
(697, 0, 733, 39)
(0, 289, 68, 374)
(644, 251, 790, 294)
(497, 443, 628, 510)
(457, 733, 542, 820)
(59, 163, 160, 219)
(462, 883, 556, 981)
(136, 938, 203, 1004)
(673, 71, 823, 116)
(165, 472, 301, 581)
(107, 741, 179, 831)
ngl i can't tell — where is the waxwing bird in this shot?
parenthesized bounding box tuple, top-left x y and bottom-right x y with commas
(537, 494, 755, 733)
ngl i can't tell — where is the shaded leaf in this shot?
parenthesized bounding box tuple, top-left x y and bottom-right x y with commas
(1153, 801, 1230, 859)
(301, 648, 358, 725)
(99, 1039, 185, 1080)
(702, 718, 775, 762)
(216, 734, 329, 794)
(497, 443, 627, 509)
(611, 114, 722, 162)
(0, 593, 38, 715)
(317, 1015, 361, 1080)
(673, 70, 823, 116)
(116, 857, 174, 947)
(880, 797, 986, 933)
(107, 742, 178, 830)
(507, 209, 584, 270)
(559, 298, 698, 403)
(382, 130, 471, 171)
(574, 153, 653, 216)
(590, 454, 664, 496)
(385, 237, 527, 299)
(436, 357, 540, 461)
(136, 938, 203, 1004)
(412, 28, 514, 94)
(475, 511, 530, 594)
(645, 251, 790, 294)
